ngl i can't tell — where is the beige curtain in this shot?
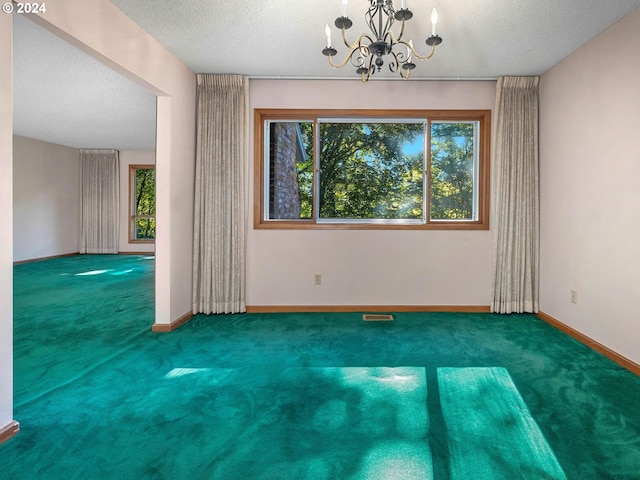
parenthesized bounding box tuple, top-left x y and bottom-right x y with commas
(193, 74, 249, 314)
(79, 149, 120, 254)
(491, 77, 540, 313)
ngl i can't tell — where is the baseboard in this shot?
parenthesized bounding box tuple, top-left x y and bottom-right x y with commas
(13, 252, 79, 265)
(152, 311, 193, 332)
(13, 252, 155, 265)
(0, 420, 19, 445)
(118, 251, 155, 256)
(246, 305, 491, 313)
(538, 311, 640, 377)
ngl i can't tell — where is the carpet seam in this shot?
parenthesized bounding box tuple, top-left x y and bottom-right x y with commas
(15, 327, 151, 409)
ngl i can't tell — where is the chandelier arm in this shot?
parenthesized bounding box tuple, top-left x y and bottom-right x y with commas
(387, 50, 400, 73)
(341, 30, 374, 51)
(360, 70, 368, 83)
(410, 43, 437, 61)
(327, 36, 373, 70)
(396, 18, 406, 42)
(327, 48, 359, 69)
(400, 67, 411, 80)
(382, 30, 394, 46)
(385, 30, 400, 52)
(394, 39, 413, 59)
(361, 55, 374, 83)
(386, 32, 409, 64)
(394, 38, 438, 62)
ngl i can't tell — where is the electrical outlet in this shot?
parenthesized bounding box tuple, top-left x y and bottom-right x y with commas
(571, 290, 578, 304)
(314, 273, 322, 285)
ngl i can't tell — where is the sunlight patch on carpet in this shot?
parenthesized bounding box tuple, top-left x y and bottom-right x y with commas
(324, 367, 429, 446)
(111, 268, 134, 275)
(208, 366, 433, 480)
(164, 367, 212, 378)
(352, 440, 433, 480)
(74, 269, 113, 276)
(438, 367, 567, 480)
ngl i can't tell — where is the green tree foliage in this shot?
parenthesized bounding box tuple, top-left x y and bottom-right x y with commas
(297, 122, 314, 218)
(135, 168, 156, 239)
(318, 122, 424, 219)
(273, 120, 476, 222)
(430, 123, 475, 220)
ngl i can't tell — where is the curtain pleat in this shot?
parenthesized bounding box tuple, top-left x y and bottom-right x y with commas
(192, 74, 249, 314)
(79, 149, 119, 254)
(491, 77, 540, 314)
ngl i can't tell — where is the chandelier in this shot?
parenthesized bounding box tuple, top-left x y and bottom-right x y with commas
(322, 0, 442, 82)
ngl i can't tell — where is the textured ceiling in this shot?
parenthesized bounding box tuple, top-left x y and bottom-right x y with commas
(12, 14, 157, 150)
(109, 0, 640, 79)
(12, 0, 640, 150)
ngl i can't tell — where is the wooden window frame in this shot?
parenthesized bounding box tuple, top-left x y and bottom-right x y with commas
(129, 164, 156, 243)
(254, 108, 491, 230)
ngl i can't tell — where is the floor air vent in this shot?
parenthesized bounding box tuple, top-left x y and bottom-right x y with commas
(362, 314, 394, 321)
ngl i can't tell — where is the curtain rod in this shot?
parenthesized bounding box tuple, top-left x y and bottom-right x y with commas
(246, 75, 499, 81)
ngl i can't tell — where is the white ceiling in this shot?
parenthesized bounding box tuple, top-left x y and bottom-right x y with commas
(12, 13, 157, 150)
(12, 0, 640, 150)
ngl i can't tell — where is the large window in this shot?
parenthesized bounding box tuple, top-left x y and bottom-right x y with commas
(255, 109, 490, 229)
(129, 165, 156, 242)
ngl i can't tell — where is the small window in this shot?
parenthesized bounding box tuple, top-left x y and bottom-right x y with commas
(430, 121, 480, 222)
(266, 121, 314, 220)
(255, 109, 490, 230)
(129, 165, 155, 242)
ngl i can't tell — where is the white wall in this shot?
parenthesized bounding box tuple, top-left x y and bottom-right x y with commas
(540, 8, 640, 364)
(13, 143, 156, 260)
(13, 136, 80, 262)
(118, 150, 155, 254)
(13, 144, 156, 262)
(248, 79, 495, 307)
(0, 11, 14, 436)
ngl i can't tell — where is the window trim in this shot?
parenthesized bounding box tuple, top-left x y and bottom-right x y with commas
(254, 109, 491, 230)
(128, 164, 156, 243)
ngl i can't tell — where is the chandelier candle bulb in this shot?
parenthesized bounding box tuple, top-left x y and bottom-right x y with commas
(431, 8, 438, 36)
(342, 0, 348, 17)
(401, 0, 407, 9)
(325, 24, 332, 48)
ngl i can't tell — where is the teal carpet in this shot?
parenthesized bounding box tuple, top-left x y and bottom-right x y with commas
(3, 255, 640, 479)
